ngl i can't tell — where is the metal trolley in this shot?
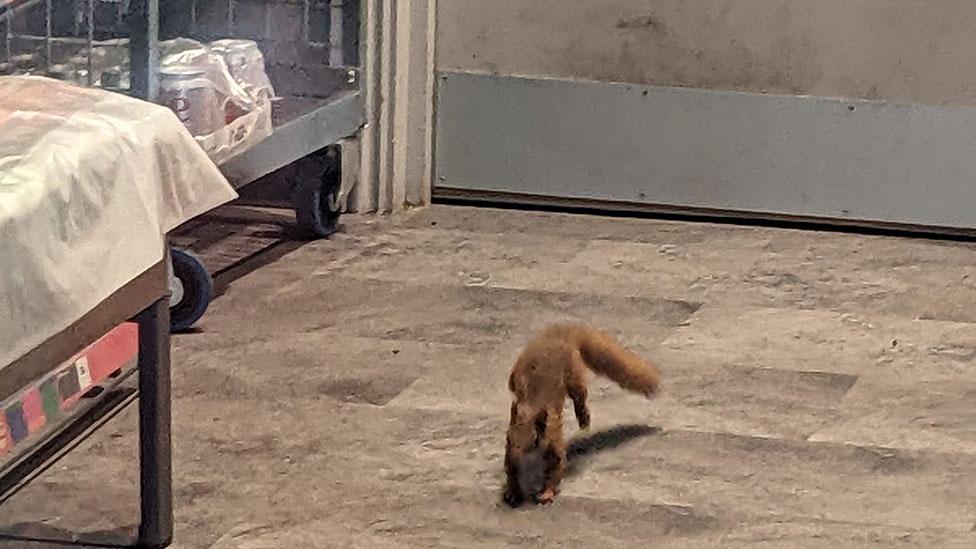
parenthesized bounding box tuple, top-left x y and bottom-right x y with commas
(0, 3, 363, 547)
(1, 0, 365, 331)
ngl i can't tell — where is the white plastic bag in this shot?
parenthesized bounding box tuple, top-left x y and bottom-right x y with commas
(155, 38, 273, 165)
(209, 39, 277, 102)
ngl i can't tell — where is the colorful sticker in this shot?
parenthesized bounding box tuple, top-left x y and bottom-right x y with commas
(57, 368, 82, 406)
(4, 403, 27, 443)
(0, 322, 138, 457)
(40, 379, 61, 421)
(21, 389, 45, 433)
(0, 415, 11, 456)
(75, 356, 92, 389)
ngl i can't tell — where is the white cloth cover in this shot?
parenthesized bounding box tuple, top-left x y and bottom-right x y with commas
(0, 76, 238, 369)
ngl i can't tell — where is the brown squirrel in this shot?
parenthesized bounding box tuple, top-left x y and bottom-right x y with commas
(503, 324, 660, 507)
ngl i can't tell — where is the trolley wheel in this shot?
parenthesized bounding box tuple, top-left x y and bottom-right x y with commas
(168, 249, 213, 332)
(293, 146, 342, 239)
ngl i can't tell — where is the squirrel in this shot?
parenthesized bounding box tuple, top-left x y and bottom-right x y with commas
(503, 324, 660, 507)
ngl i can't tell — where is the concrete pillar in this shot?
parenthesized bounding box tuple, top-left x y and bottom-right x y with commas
(350, 0, 436, 213)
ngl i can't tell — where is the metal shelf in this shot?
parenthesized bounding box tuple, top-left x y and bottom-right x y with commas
(222, 89, 363, 187)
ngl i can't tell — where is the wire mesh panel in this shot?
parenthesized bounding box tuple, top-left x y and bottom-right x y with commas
(1, 0, 135, 90)
(162, 0, 359, 99)
(1, 0, 358, 97)
(2, 0, 364, 196)
(163, 0, 357, 65)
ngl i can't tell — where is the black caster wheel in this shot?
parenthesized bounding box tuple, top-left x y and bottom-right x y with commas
(168, 248, 213, 332)
(293, 146, 342, 239)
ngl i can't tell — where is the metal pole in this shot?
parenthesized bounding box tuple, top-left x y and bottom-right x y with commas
(329, 0, 344, 67)
(44, 0, 51, 70)
(4, 3, 11, 64)
(86, 0, 93, 85)
(227, 0, 236, 35)
(128, 0, 158, 99)
(74, 0, 81, 36)
(135, 296, 172, 549)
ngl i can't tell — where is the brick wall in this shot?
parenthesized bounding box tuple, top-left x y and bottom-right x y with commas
(159, 0, 360, 97)
(160, 0, 360, 68)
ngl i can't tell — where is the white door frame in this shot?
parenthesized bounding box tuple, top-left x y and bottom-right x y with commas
(347, 0, 437, 213)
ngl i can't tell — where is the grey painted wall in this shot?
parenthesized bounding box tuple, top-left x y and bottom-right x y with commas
(433, 1, 976, 228)
(436, 72, 976, 230)
(438, 0, 976, 107)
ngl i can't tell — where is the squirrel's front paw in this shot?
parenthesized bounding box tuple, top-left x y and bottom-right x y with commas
(534, 488, 557, 505)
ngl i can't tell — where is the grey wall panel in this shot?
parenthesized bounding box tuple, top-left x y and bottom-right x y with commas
(434, 71, 976, 229)
(437, 0, 976, 107)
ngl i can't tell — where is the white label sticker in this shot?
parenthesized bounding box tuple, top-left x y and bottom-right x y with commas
(75, 356, 92, 388)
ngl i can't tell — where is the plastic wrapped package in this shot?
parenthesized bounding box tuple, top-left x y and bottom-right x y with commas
(156, 38, 274, 165)
(209, 39, 276, 102)
(0, 75, 238, 369)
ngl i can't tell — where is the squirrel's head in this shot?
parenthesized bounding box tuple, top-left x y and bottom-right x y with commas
(507, 403, 549, 452)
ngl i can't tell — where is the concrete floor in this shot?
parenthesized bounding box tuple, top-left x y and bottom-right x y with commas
(4, 205, 976, 548)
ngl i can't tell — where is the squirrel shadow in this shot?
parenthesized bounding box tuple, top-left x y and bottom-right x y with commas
(564, 424, 662, 478)
(498, 424, 662, 507)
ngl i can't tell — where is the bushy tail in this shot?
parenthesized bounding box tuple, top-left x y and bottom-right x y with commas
(571, 326, 660, 396)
